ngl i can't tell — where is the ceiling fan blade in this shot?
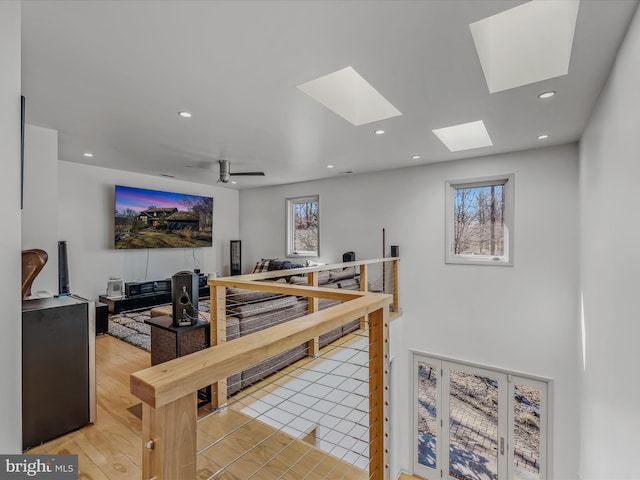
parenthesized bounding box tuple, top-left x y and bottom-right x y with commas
(230, 171, 265, 176)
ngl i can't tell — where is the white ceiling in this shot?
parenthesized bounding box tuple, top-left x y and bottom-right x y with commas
(21, 0, 639, 189)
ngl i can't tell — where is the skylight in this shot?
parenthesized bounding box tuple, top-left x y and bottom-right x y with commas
(432, 120, 493, 152)
(470, 0, 580, 93)
(297, 66, 401, 126)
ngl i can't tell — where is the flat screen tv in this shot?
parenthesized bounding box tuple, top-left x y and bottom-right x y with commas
(114, 185, 213, 249)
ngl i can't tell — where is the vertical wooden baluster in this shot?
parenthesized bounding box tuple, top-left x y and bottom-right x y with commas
(142, 392, 197, 480)
(211, 284, 227, 408)
(359, 263, 369, 329)
(392, 259, 399, 313)
(307, 271, 319, 356)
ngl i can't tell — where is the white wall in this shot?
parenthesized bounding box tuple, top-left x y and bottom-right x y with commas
(0, 0, 23, 453)
(21, 128, 240, 301)
(22, 125, 59, 295)
(55, 161, 239, 301)
(240, 144, 581, 479)
(579, 5, 640, 479)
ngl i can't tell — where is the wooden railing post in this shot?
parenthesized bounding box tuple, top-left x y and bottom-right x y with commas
(142, 392, 197, 480)
(369, 305, 390, 480)
(359, 264, 369, 329)
(211, 284, 227, 408)
(307, 271, 319, 356)
(392, 259, 399, 313)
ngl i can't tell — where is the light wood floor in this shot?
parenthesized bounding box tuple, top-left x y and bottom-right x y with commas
(24, 333, 369, 479)
(398, 474, 425, 480)
(25, 334, 148, 479)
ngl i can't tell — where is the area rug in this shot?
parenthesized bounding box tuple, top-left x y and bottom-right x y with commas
(107, 300, 210, 352)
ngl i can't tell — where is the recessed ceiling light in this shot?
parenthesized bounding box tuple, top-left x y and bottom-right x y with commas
(538, 91, 556, 99)
(83, 152, 93, 158)
(374, 129, 385, 135)
(178, 111, 192, 118)
(231, 181, 237, 184)
(432, 120, 493, 152)
(412, 155, 421, 160)
(327, 165, 334, 169)
(296, 66, 401, 126)
(537, 134, 550, 140)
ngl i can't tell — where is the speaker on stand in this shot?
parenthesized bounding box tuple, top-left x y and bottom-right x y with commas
(58, 240, 70, 296)
(342, 251, 355, 263)
(172, 271, 198, 327)
(230, 240, 242, 276)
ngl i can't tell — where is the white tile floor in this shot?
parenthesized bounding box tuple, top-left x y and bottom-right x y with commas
(242, 338, 370, 470)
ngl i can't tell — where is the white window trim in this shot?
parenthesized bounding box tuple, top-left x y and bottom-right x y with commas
(286, 194, 320, 258)
(445, 174, 514, 266)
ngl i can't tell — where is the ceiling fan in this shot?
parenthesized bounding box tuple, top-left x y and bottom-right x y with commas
(218, 159, 265, 183)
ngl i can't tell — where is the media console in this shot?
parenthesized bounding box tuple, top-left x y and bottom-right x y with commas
(99, 273, 209, 313)
(99, 285, 210, 314)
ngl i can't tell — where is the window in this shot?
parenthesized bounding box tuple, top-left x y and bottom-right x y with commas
(445, 174, 514, 265)
(286, 195, 319, 257)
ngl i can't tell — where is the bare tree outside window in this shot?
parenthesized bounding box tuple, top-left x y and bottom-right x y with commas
(287, 195, 319, 257)
(446, 175, 513, 265)
(454, 184, 504, 256)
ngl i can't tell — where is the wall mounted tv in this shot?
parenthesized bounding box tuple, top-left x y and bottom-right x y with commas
(114, 185, 213, 249)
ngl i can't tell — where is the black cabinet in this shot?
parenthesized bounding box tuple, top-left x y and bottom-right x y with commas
(22, 296, 96, 450)
(145, 315, 210, 405)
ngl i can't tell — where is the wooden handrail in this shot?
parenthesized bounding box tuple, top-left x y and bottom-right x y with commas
(232, 256, 398, 282)
(221, 256, 400, 315)
(209, 277, 369, 300)
(131, 291, 391, 408)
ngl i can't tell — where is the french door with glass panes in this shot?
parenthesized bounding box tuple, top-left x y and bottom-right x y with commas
(413, 354, 548, 480)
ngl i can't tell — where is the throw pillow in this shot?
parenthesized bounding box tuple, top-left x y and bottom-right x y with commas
(252, 259, 272, 273)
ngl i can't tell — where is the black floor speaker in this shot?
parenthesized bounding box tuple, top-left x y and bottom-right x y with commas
(58, 240, 70, 295)
(230, 240, 242, 276)
(95, 302, 109, 335)
(172, 271, 199, 327)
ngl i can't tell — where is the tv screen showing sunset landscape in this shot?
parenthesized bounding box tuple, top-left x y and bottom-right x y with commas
(114, 185, 213, 249)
